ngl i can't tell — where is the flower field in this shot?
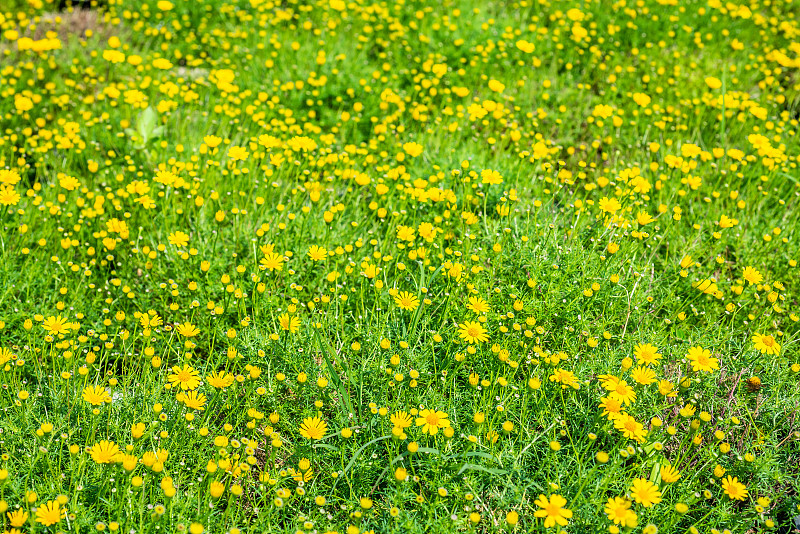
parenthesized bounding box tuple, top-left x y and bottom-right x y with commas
(1, 0, 800, 532)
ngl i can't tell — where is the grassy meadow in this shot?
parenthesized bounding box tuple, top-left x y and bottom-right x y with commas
(1, 0, 800, 532)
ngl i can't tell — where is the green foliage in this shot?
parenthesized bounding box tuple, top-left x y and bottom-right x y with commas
(0, 0, 799, 533)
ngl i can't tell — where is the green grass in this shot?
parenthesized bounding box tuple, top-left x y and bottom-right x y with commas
(0, 0, 799, 532)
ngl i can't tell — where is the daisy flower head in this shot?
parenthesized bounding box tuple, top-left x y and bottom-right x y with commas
(686, 346, 719, 373)
(299, 416, 328, 440)
(533, 494, 572, 528)
(722, 476, 748, 501)
(415, 409, 450, 436)
(393, 291, 420, 311)
(751, 333, 780, 355)
(458, 321, 488, 344)
(629, 478, 662, 507)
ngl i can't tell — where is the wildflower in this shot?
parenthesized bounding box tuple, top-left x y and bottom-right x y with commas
(15, 95, 34, 112)
(0, 185, 20, 206)
(168, 365, 201, 390)
(600, 374, 621, 390)
(152, 58, 173, 70)
(131, 423, 146, 439)
(168, 231, 190, 247)
(604, 496, 637, 527)
(630, 366, 657, 385)
(307, 245, 328, 261)
(396, 225, 415, 241)
(7, 509, 29, 527)
(505, 510, 519, 526)
(138, 312, 161, 330)
(415, 409, 450, 435)
(658, 379, 677, 397)
(481, 169, 503, 185)
(746, 376, 762, 392)
(394, 467, 408, 481)
(751, 333, 780, 355)
(629, 478, 661, 507)
(227, 146, 249, 161)
(742, 266, 763, 285)
(42, 315, 70, 335)
(82, 385, 112, 405)
(632, 93, 651, 106)
(0, 169, 21, 185)
(609, 380, 636, 406)
(488, 79, 505, 93)
(299, 416, 327, 440)
(208, 479, 225, 498)
(260, 252, 284, 271)
(722, 476, 748, 501)
(176, 322, 200, 337)
(660, 463, 681, 483)
(91, 440, 121, 464)
(154, 170, 177, 185)
(633, 343, 661, 365)
(614, 414, 646, 443)
(390, 411, 413, 429)
(58, 175, 80, 191)
(204, 135, 222, 148)
(178, 391, 207, 411)
(418, 222, 437, 240)
(207, 370, 235, 389)
(402, 142, 423, 157)
(362, 263, 380, 278)
(599, 396, 623, 419)
(458, 321, 488, 344)
(549, 368, 580, 389)
(393, 291, 420, 311)
(135, 195, 156, 209)
(466, 296, 490, 314)
(686, 346, 719, 373)
(278, 313, 301, 333)
(533, 494, 572, 527)
(599, 197, 622, 214)
(35, 500, 61, 526)
(516, 39, 535, 52)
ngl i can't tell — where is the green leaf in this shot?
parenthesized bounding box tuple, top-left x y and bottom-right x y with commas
(650, 462, 662, 485)
(137, 107, 157, 136)
(312, 443, 340, 453)
(447, 450, 496, 461)
(313, 327, 357, 417)
(332, 435, 391, 491)
(457, 463, 508, 476)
